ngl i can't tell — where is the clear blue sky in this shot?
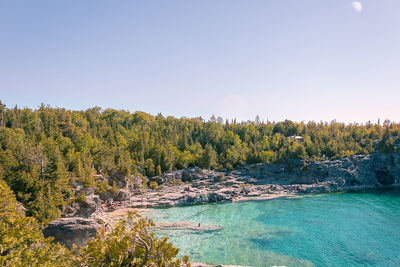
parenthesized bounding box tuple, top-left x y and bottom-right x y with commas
(1, 0, 399, 123)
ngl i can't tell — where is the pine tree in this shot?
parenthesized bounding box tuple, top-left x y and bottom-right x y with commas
(200, 144, 217, 169)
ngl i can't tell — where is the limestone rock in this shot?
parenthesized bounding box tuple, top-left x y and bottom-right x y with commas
(115, 189, 130, 201)
(63, 194, 102, 218)
(43, 217, 101, 248)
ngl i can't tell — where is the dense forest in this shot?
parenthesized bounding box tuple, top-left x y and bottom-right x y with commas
(0, 101, 399, 223)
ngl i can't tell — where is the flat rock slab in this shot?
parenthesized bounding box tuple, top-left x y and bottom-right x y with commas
(154, 221, 223, 232)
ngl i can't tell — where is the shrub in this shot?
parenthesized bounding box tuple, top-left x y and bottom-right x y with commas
(0, 180, 72, 266)
(215, 173, 225, 182)
(111, 180, 119, 194)
(95, 179, 109, 194)
(149, 181, 159, 190)
(300, 162, 308, 171)
(141, 177, 148, 191)
(75, 190, 87, 203)
(81, 212, 191, 266)
(225, 163, 233, 171)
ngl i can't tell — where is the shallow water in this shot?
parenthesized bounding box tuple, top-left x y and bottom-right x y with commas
(149, 189, 400, 267)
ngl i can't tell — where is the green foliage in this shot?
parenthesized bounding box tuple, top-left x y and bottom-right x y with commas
(0, 101, 399, 222)
(300, 162, 308, 171)
(225, 163, 233, 171)
(0, 179, 190, 266)
(0, 179, 72, 266)
(149, 181, 159, 190)
(83, 176, 95, 189)
(216, 173, 225, 182)
(111, 180, 119, 194)
(75, 190, 87, 203)
(259, 150, 275, 163)
(144, 158, 156, 177)
(199, 144, 217, 169)
(79, 212, 190, 267)
(377, 132, 397, 153)
(29, 184, 62, 224)
(141, 177, 148, 191)
(156, 164, 162, 177)
(165, 177, 183, 186)
(95, 179, 109, 195)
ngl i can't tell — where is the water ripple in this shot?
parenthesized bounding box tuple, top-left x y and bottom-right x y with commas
(150, 189, 400, 266)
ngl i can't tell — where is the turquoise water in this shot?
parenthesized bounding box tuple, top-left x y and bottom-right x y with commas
(149, 189, 400, 267)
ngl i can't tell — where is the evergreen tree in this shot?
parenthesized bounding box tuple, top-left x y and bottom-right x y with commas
(200, 144, 217, 169)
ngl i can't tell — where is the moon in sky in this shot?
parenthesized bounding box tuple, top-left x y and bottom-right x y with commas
(352, 1, 362, 13)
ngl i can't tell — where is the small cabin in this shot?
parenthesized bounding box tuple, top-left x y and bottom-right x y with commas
(290, 136, 303, 143)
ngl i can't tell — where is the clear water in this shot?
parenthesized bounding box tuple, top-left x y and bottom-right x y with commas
(149, 189, 400, 267)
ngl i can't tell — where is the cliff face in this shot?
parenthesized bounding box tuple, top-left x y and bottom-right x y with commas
(241, 152, 400, 188)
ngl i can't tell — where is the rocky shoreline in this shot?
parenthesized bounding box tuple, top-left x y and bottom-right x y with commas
(44, 152, 400, 254)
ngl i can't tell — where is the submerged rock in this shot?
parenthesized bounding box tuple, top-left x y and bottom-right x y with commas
(154, 221, 223, 232)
